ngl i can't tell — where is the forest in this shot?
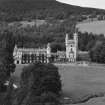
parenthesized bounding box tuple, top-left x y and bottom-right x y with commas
(0, 0, 105, 22)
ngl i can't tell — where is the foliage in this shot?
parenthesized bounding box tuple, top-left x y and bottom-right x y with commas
(2, 30, 16, 77)
(0, 64, 8, 92)
(0, 0, 104, 22)
(15, 63, 61, 105)
(78, 32, 105, 63)
(4, 79, 14, 105)
(4, 18, 76, 52)
(90, 41, 105, 63)
(78, 32, 97, 51)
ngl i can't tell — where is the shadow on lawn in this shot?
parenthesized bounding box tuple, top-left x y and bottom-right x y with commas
(62, 92, 105, 104)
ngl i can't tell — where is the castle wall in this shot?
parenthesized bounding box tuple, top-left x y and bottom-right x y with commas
(13, 44, 51, 64)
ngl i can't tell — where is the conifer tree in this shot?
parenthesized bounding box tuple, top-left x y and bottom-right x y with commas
(3, 30, 16, 77)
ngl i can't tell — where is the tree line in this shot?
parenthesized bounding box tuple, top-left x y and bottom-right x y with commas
(78, 32, 105, 63)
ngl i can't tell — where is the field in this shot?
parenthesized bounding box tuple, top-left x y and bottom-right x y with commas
(8, 20, 46, 27)
(14, 64, 105, 104)
(77, 20, 105, 35)
(57, 64, 105, 104)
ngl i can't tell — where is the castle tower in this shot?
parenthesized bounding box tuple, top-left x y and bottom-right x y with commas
(65, 32, 78, 62)
(65, 33, 69, 59)
(65, 33, 68, 46)
(13, 45, 18, 58)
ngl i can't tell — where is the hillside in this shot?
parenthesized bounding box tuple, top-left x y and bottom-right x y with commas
(0, 0, 105, 22)
(77, 20, 105, 35)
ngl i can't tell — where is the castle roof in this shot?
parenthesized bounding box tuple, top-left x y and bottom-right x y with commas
(16, 48, 47, 54)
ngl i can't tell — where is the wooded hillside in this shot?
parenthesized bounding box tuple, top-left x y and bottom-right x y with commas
(0, 0, 105, 22)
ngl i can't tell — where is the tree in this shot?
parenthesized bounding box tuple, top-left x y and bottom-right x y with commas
(0, 64, 8, 92)
(15, 63, 61, 105)
(100, 43, 105, 62)
(3, 30, 16, 77)
(4, 78, 14, 105)
(90, 40, 105, 63)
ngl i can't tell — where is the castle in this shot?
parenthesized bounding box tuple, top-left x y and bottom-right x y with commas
(13, 32, 78, 64)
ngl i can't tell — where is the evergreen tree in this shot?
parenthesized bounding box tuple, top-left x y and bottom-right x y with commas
(3, 30, 16, 77)
(15, 63, 61, 105)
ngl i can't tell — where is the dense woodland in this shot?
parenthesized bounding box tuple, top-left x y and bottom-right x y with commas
(0, 0, 105, 22)
(78, 32, 105, 63)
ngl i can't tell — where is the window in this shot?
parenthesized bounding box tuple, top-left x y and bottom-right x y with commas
(17, 61, 19, 64)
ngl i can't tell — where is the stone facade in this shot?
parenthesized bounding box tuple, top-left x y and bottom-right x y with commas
(13, 43, 51, 64)
(13, 32, 78, 64)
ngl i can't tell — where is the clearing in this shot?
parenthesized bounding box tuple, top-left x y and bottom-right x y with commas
(77, 20, 105, 35)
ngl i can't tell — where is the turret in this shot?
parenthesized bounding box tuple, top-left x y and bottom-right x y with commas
(13, 45, 18, 64)
(73, 32, 78, 60)
(14, 44, 18, 49)
(65, 33, 69, 46)
(47, 43, 51, 63)
(74, 32, 78, 40)
(47, 43, 51, 57)
(13, 45, 18, 57)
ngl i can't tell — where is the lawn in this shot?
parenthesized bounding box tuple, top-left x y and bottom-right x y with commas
(13, 64, 105, 104)
(77, 20, 105, 35)
(57, 64, 105, 100)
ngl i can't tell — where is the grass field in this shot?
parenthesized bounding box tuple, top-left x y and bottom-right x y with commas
(57, 64, 105, 102)
(14, 64, 105, 104)
(9, 20, 46, 28)
(77, 20, 105, 35)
